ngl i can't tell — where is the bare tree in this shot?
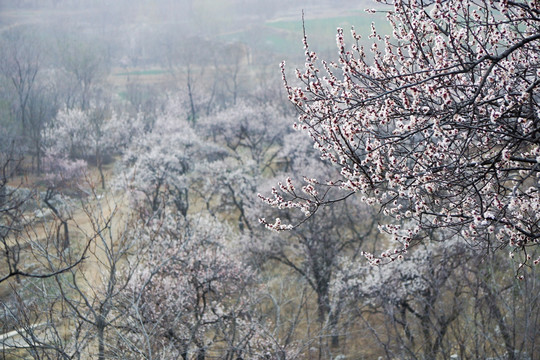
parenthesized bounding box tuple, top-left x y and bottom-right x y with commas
(55, 32, 108, 111)
(0, 27, 41, 135)
(54, 191, 141, 360)
(0, 150, 88, 286)
(0, 153, 92, 359)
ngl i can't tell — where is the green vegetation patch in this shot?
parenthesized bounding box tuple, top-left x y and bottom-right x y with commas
(265, 11, 392, 52)
(217, 10, 393, 57)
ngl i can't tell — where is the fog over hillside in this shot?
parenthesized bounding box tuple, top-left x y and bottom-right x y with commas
(0, 0, 375, 63)
(1, 1, 538, 359)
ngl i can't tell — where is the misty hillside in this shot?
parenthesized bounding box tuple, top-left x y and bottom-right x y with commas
(1, 1, 539, 359)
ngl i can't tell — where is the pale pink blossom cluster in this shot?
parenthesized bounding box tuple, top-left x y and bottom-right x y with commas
(41, 152, 87, 189)
(118, 96, 225, 216)
(124, 214, 271, 358)
(262, 0, 540, 268)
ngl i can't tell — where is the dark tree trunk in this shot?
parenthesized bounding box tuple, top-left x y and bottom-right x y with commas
(44, 190, 69, 250)
(97, 320, 105, 360)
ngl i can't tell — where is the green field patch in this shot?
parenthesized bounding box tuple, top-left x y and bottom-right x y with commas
(265, 11, 392, 52)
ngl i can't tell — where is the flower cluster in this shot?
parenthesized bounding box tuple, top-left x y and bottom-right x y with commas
(265, 0, 540, 268)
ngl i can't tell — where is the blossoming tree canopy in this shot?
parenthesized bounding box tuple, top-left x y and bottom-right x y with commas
(260, 0, 540, 268)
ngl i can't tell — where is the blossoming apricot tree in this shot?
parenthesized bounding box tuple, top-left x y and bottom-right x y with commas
(119, 214, 271, 359)
(260, 0, 540, 269)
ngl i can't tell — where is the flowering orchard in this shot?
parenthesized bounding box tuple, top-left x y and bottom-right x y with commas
(120, 214, 274, 359)
(260, 0, 540, 269)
